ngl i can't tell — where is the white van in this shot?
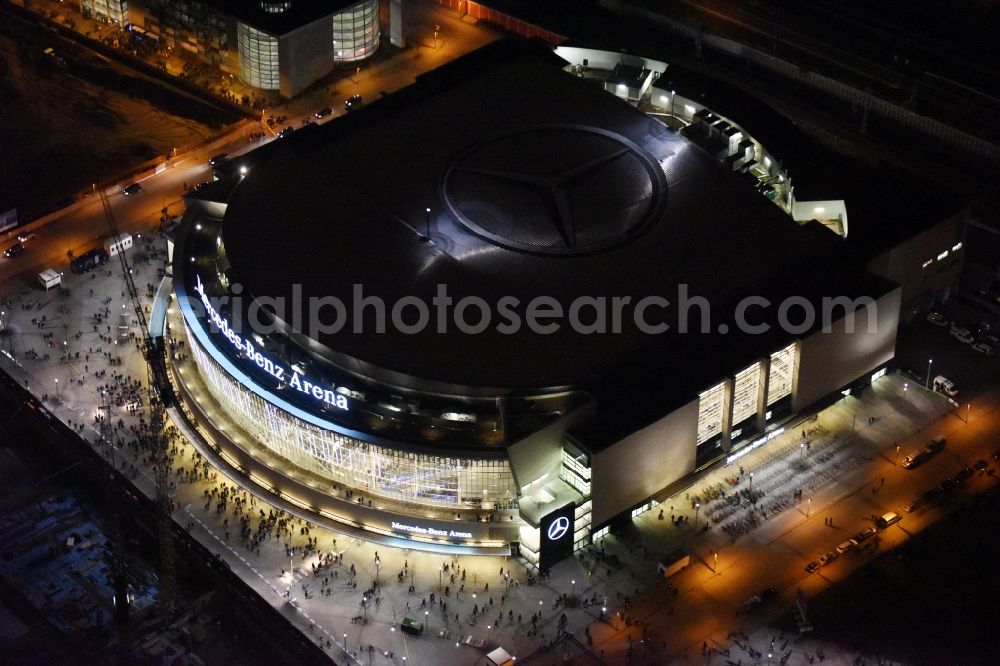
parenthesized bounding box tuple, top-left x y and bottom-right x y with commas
(933, 375, 958, 397)
(876, 511, 901, 528)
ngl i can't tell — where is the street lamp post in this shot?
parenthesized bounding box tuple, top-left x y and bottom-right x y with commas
(694, 502, 701, 527)
(966, 403, 971, 423)
(714, 552, 718, 573)
(807, 497, 812, 517)
(895, 443, 900, 466)
(375, 555, 380, 586)
(749, 472, 754, 494)
(343, 633, 347, 651)
(54, 378, 60, 401)
(571, 579, 576, 597)
(800, 442, 805, 460)
(439, 565, 443, 591)
(926, 358, 933, 389)
(670, 89, 676, 118)
(424, 207, 431, 240)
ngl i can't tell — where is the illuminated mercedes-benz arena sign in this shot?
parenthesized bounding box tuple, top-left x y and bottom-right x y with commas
(547, 516, 571, 541)
(168, 40, 902, 564)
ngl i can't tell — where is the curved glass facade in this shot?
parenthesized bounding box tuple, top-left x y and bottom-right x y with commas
(237, 23, 280, 90)
(332, 0, 380, 63)
(185, 320, 518, 509)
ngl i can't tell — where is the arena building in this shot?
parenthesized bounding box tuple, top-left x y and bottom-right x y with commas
(163, 39, 963, 568)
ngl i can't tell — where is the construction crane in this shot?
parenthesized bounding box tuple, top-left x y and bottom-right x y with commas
(98, 188, 177, 611)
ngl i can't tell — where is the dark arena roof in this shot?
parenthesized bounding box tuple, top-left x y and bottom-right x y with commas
(208, 39, 862, 402)
(181, 38, 898, 454)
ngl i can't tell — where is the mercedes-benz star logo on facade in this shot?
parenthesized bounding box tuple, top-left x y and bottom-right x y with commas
(443, 125, 667, 256)
(547, 516, 571, 541)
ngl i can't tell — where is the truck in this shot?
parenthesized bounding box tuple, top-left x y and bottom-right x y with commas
(70, 248, 109, 274)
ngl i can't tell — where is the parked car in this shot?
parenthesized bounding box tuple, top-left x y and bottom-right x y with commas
(950, 327, 975, 344)
(805, 561, 820, 573)
(122, 182, 142, 196)
(904, 499, 921, 513)
(974, 320, 992, 334)
(314, 106, 333, 118)
(953, 466, 974, 481)
(980, 333, 1000, 347)
(208, 153, 229, 166)
(277, 126, 295, 138)
(17, 232, 35, 242)
(922, 486, 944, 502)
(836, 539, 859, 554)
(992, 447, 1000, 463)
(971, 341, 994, 356)
(345, 94, 363, 112)
(853, 527, 877, 542)
(926, 435, 946, 453)
(974, 459, 989, 471)
(926, 311, 948, 326)
(4, 242, 24, 258)
(743, 586, 777, 610)
(939, 477, 960, 492)
(876, 512, 901, 528)
(902, 449, 930, 469)
(818, 551, 839, 566)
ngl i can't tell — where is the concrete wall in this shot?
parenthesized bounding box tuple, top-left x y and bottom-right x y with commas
(279, 16, 334, 98)
(506, 402, 595, 491)
(793, 287, 901, 412)
(590, 397, 699, 527)
(865, 209, 967, 317)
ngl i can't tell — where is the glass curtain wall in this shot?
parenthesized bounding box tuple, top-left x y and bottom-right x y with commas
(237, 23, 279, 90)
(731, 363, 762, 425)
(767, 342, 797, 405)
(697, 381, 725, 444)
(186, 322, 517, 508)
(332, 0, 380, 62)
(82, 0, 128, 25)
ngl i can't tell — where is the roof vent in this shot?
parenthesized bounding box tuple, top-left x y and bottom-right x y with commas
(260, 1, 291, 13)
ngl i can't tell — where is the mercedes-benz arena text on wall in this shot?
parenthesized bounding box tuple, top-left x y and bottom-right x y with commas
(167, 40, 909, 569)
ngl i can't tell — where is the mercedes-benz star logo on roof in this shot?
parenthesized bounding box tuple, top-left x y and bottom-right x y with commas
(547, 516, 570, 541)
(443, 125, 667, 256)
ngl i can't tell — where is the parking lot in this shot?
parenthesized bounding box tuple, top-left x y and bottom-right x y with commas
(895, 299, 1000, 401)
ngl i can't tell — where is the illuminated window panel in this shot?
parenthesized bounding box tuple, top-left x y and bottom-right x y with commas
(185, 322, 517, 508)
(82, 0, 128, 25)
(237, 23, 279, 90)
(332, 0, 380, 63)
(767, 342, 797, 405)
(732, 363, 761, 425)
(697, 381, 725, 444)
